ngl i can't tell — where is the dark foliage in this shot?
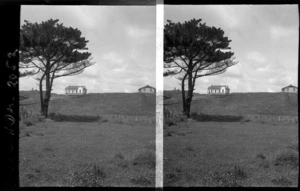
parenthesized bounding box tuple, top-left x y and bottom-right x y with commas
(48, 112, 100, 122)
(191, 112, 243, 122)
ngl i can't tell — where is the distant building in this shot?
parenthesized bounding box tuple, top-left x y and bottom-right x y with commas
(208, 85, 230, 94)
(138, 85, 156, 93)
(281, 84, 298, 93)
(65, 85, 87, 95)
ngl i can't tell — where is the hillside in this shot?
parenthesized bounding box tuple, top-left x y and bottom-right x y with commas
(20, 91, 155, 117)
(164, 92, 298, 116)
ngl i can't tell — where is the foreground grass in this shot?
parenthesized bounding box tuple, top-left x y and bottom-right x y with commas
(164, 120, 298, 187)
(20, 121, 155, 187)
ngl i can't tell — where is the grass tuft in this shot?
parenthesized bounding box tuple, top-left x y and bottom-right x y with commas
(274, 150, 299, 168)
(114, 153, 124, 160)
(210, 166, 248, 187)
(130, 176, 152, 186)
(271, 176, 292, 186)
(132, 151, 155, 168)
(68, 164, 106, 187)
(256, 154, 266, 160)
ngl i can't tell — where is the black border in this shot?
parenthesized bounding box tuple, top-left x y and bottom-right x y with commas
(0, 0, 299, 190)
(0, 3, 20, 189)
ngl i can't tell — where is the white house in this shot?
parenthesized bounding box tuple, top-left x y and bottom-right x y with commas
(138, 85, 156, 93)
(65, 85, 87, 95)
(281, 84, 298, 93)
(208, 85, 230, 95)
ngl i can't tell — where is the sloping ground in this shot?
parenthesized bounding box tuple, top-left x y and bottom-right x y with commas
(20, 92, 155, 117)
(165, 93, 298, 116)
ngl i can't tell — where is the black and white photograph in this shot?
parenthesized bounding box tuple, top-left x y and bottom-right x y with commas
(163, 5, 298, 187)
(0, 1, 299, 189)
(18, 5, 156, 187)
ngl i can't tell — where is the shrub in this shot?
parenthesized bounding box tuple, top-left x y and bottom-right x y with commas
(164, 119, 176, 127)
(164, 107, 187, 127)
(191, 112, 243, 122)
(48, 112, 100, 122)
(20, 107, 43, 126)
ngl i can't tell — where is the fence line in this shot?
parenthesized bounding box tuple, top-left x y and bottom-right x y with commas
(243, 115, 298, 124)
(103, 114, 156, 124)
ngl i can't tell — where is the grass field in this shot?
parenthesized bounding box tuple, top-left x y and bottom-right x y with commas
(163, 120, 298, 187)
(20, 91, 155, 117)
(19, 91, 156, 187)
(20, 120, 155, 187)
(164, 91, 298, 116)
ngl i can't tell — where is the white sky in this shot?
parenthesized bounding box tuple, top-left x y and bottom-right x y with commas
(164, 5, 299, 93)
(20, 5, 156, 94)
(20, 5, 298, 94)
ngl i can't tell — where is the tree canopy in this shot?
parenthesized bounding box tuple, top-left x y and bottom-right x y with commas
(19, 19, 95, 116)
(164, 18, 238, 117)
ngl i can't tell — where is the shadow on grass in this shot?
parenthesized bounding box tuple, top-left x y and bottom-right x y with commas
(191, 112, 243, 122)
(48, 112, 101, 122)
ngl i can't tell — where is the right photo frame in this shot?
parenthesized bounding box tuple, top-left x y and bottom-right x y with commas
(162, 4, 298, 187)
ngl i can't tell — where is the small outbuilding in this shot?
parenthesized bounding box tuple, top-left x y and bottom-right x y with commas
(65, 85, 87, 95)
(208, 85, 230, 95)
(138, 85, 156, 93)
(281, 84, 298, 93)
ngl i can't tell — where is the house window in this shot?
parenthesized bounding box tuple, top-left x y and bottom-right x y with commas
(222, 89, 224, 93)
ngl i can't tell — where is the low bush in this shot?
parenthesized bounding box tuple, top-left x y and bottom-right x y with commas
(48, 112, 100, 122)
(191, 112, 243, 122)
(164, 107, 187, 127)
(20, 107, 44, 126)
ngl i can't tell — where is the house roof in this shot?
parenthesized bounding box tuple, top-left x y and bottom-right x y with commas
(281, 84, 298, 90)
(208, 85, 229, 90)
(138, 85, 156, 90)
(65, 85, 87, 90)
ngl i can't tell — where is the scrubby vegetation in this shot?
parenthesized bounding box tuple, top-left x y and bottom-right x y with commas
(48, 112, 100, 122)
(191, 112, 243, 122)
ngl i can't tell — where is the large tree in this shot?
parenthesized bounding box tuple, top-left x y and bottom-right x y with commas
(164, 18, 238, 117)
(19, 19, 95, 117)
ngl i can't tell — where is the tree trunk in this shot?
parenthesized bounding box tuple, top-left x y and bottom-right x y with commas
(39, 75, 45, 116)
(43, 72, 52, 118)
(185, 72, 194, 118)
(181, 77, 186, 115)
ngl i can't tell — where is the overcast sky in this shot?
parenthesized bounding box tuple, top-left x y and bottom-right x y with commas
(164, 5, 299, 93)
(20, 5, 156, 94)
(20, 5, 298, 94)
